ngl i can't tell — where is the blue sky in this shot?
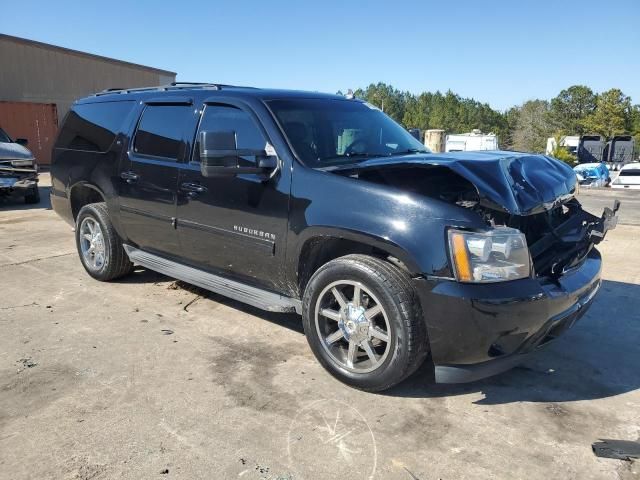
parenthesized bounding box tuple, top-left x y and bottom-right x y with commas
(2, 0, 639, 110)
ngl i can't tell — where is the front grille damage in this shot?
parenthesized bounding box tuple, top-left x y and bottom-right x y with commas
(348, 164, 619, 279)
(485, 199, 619, 278)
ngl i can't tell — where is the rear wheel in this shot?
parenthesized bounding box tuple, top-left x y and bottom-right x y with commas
(75, 202, 133, 281)
(302, 254, 428, 391)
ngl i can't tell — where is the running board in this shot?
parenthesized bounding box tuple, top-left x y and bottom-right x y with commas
(123, 245, 302, 314)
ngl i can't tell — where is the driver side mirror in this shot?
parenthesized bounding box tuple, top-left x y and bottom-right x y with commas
(15, 138, 28, 146)
(198, 131, 278, 179)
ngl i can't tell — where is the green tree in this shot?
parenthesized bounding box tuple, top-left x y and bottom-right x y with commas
(500, 106, 521, 150)
(549, 135, 577, 165)
(582, 88, 632, 138)
(353, 83, 406, 123)
(550, 85, 596, 135)
(511, 100, 554, 153)
(402, 92, 431, 130)
(631, 105, 640, 154)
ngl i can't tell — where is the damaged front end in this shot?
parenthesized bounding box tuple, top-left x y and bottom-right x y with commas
(326, 151, 619, 381)
(331, 151, 619, 280)
(0, 160, 38, 195)
(486, 197, 619, 279)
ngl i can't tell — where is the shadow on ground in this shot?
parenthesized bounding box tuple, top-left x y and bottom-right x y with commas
(0, 184, 51, 211)
(388, 279, 640, 404)
(116, 267, 305, 334)
(115, 268, 640, 405)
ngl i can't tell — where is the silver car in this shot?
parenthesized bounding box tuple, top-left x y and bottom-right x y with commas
(0, 127, 39, 204)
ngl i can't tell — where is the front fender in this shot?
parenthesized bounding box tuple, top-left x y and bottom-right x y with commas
(295, 225, 423, 274)
(287, 166, 486, 280)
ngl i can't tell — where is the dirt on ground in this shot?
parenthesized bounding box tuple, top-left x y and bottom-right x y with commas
(1, 174, 639, 479)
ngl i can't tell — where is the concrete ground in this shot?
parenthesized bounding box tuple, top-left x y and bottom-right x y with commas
(1, 174, 639, 480)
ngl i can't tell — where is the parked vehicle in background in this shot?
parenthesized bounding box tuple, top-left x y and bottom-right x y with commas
(445, 129, 498, 152)
(578, 135, 605, 164)
(424, 129, 445, 153)
(606, 136, 635, 171)
(611, 162, 640, 190)
(546, 135, 579, 156)
(50, 84, 618, 391)
(407, 128, 421, 141)
(574, 162, 611, 188)
(0, 127, 39, 204)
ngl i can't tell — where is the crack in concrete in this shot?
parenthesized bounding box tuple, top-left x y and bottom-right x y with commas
(0, 302, 39, 310)
(0, 252, 75, 268)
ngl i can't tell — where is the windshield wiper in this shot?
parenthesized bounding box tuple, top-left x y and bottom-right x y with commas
(318, 152, 382, 163)
(391, 148, 429, 155)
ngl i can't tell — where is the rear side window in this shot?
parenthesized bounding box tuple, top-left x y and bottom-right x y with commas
(55, 101, 134, 152)
(133, 105, 193, 160)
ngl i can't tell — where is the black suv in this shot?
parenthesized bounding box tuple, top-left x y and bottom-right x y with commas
(50, 83, 618, 391)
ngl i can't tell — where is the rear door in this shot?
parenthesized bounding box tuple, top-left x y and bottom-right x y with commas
(118, 99, 195, 258)
(175, 99, 290, 291)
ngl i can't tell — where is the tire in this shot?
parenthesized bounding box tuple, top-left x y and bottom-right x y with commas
(302, 254, 429, 392)
(24, 187, 40, 204)
(75, 202, 134, 281)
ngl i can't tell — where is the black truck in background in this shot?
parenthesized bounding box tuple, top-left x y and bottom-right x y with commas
(50, 83, 618, 391)
(578, 134, 636, 170)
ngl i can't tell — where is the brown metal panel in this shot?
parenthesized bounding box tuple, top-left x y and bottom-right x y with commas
(0, 101, 58, 165)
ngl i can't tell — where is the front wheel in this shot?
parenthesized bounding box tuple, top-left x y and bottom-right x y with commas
(302, 254, 429, 392)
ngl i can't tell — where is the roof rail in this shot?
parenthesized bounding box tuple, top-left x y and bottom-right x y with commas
(169, 81, 217, 86)
(93, 82, 233, 97)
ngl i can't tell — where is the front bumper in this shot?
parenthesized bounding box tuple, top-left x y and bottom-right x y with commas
(0, 173, 38, 193)
(414, 248, 602, 383)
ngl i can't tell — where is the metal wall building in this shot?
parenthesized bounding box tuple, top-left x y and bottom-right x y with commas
(0, 34, 176, 164)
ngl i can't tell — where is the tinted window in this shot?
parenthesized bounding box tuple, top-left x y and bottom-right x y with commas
(193, 105, 266, 164)
(55, 101, 134, 152)
(268, 99, 429, 167)
(0, 128, 12, 143)
(134, 105, 193, 160)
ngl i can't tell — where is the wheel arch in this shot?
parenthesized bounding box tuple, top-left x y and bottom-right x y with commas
(294, 228, 421, 297)
(69, 182, 106, 221)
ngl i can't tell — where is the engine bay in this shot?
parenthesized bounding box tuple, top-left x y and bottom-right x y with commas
(341, 164, 618, 279)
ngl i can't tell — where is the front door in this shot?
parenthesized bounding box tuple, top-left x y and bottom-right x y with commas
(118, 100, 194, 258)
(176, 101, 290, 291)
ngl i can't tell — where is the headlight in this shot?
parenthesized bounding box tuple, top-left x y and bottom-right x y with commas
(10, 159, 34, 167)
(448, 227, 531, 283)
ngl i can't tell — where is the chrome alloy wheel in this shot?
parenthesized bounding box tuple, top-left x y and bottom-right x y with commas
(79, 217, 106, 271)
(315, 280, 392, 373)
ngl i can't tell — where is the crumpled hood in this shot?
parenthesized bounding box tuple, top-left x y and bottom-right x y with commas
(332, 151, 577, 216)
(0, 142, 34, 161)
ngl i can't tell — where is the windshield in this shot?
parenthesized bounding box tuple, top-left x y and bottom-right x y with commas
(620, 169, 640, 176)
(0, 128, 12, 143)
(268, 98, 429, 167)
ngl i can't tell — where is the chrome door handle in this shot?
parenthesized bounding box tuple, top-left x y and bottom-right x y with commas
(120, 171, 139, 183)
(180, 182, 207, 196)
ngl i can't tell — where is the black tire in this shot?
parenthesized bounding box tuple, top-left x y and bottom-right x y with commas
(75, 202, 134, 281)
(302, 254, 429, 392)
(24, 187, 40, 204)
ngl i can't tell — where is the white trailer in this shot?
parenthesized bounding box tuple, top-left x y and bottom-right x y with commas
(445, 130, 499, 152)
(546, 136, 580, 155)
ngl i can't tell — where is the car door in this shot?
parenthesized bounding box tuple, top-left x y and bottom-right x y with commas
(118, 99, 195, 258)
(176, 99, 290, 291)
